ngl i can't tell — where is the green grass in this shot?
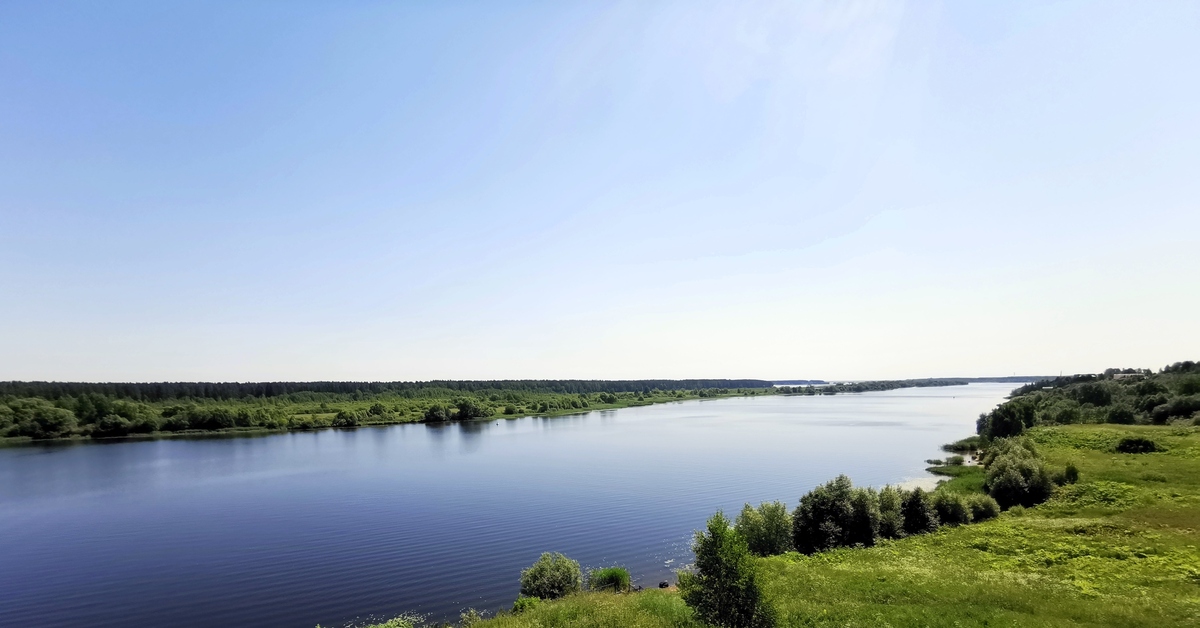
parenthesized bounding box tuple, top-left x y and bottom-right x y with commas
(468, 424, 1200, 628)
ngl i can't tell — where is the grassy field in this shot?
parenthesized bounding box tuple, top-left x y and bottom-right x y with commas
(435, 424, 1200, 628)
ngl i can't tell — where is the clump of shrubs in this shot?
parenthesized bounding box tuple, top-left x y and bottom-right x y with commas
(1115, 436, 1161, 453)
(901, 488, 940, 535)
(511, 596, 541, 614)
(519, 553, 582, 600)
(982, 437, 1054, 509)
(734, 501, 793, 556)
(791, 477, 953, 554)
(932, 492, 972, 526)
(965, 494, 1001, 521)
(587, 566, 631, 593)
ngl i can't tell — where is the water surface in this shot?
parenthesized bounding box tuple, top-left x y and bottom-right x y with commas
(0, 384, 1011, 627)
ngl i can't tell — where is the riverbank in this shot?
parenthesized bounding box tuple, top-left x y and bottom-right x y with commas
(0, 377, 1021, 446)
(0, 384, 769, 446)
(438, 423, 1200, 628)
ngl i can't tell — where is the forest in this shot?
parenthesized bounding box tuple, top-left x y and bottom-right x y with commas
(0, 377, 1020, 442)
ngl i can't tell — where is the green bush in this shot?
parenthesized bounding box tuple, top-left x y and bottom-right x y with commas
(519, 553, 582, 600)
(93, 414, 132, 438)
(511, 596, 541, 613)
(7, 398, 77, 439)
(945, 455, 965, 466)
(983, 437, 1054, 509)
(932, 492, 972, 526)
(1115, 436, 1161, 453)
(1105, 405, 1136, 425)
(423, 404, 452, 422)
(1064, 462, 1080, 484)
(901, 488, 940, 535)
(588, 566, 631, 592)
(966, 494, 1001, 521)
(877, 485, 907, 539)
(734, 501, 793, 556)
(678, 511, 777, 628)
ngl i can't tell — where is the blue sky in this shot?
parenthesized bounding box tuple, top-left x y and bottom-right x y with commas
(1, 0, 1197, 381)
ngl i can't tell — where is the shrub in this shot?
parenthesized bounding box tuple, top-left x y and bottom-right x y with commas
(423, 404, 452, 422)
(1064, 462, 1079, 484)
(1071, 382, 1113, 406)
(1105, 405, 1136, 425)
(792, 476, 854, 554)
(945, 455, 965, 466)
(1177, 376, 1200, 396)
(846, 487, 881, 547)
(901, 488, 939, 535)
(588, 566, 631, 592)
(1115, 436, 1161, 453)
(455, 398, 493, 419)
(331, 410, 359, 427)
(511, 596, 541, 613)
(976, 398, 1036, 439)
(985, 454, 1053, 509)
(92, 414, 132, 438)
(942, 435, 983, 453)
(678, 511, 777, 628)
(877, 485, 906, 539)
(966, 494, 1001, 521)
(932, 492, 972, 526)
(8, 398, 77, 439)
(519, 553, 582, 600)
(735, 501, 793, 556)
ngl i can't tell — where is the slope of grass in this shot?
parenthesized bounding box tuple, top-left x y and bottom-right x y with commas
(464, 424, 1200, 628)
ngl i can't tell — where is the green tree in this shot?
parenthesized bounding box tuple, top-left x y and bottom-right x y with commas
(679, 511, 777, 628)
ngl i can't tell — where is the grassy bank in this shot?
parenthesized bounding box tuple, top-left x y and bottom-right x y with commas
(444, 423, 1199, 628)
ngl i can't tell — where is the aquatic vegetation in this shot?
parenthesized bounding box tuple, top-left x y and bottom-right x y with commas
(587, 566, 631, 593)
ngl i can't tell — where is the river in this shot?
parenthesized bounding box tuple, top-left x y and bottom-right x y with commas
(0, 383, 1012, 627)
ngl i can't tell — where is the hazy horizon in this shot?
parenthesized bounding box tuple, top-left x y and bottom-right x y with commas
(3, 1, 1198, 382)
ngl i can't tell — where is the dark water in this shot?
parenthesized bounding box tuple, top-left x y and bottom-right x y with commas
(0, 384, 1011, 627)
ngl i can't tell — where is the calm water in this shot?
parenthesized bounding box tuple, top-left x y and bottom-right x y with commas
(0, 384, 1012, 627)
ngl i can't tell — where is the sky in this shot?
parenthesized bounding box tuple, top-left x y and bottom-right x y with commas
(1, 0, 1198, 382)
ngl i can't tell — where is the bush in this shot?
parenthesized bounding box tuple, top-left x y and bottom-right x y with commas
(423, 404, 452, 422)
(519, 553, 582, 600)
(92, 414, 132, 438)
(966, 494, 1001, 521)
(511, 596, 541, 613)
(942, 435, 983, 453)
(8, 398, 77, 439)
(1064, 462, 1079, 484)
(455, 398, 493, 420)
(793, 476, 856, 553)
(976, 397, 1036, 439)
(877, 485, 906, 539)
(1105, 405, 1136, 425)
(331, 410, 359, 427)
(1115, 436, 1161, 453)
(678, 511, 777, 628)
(986, 456, 1053, 509)
(945, 455, 965, 466)
(932, 492, 972, 526)
(792, 478, 882, 552)
(735, 502, 793, 556)
(901, 488, 939, 535)
(588, 566, 631, 593)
